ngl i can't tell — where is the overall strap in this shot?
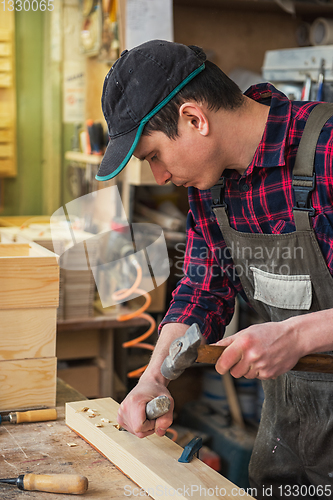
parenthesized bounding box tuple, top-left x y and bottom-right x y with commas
(210, 178, 230, 228)
(293, 103, 333, 231)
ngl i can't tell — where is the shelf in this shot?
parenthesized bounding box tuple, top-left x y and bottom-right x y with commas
(65, 151, 103, 166)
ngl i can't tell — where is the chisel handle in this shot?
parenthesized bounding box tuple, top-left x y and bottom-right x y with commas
(20, 473, 88, 494)
(14, 408, 57, 424)
(196, 345, 333, 374)
(146, 395, 170, 420)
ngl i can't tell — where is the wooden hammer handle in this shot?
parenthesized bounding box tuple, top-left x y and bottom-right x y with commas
(196, 345, 333, 374)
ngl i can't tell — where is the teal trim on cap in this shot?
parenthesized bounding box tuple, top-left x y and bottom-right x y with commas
(96, 63, 206, 181)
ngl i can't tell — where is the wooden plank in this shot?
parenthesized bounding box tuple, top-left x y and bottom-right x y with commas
(0, 28, 11, 41)
(0, 308, 56, 360)
(0, 72, 12, 87)
(0, 357, 57, 411)
(0, 41, 11, 56)
(0, 128, 13, 141)
(0, 59, 11, 72)
(0, 243, 30, 256)
(0, 259, 59, 309)
(66, 398, 254, 500)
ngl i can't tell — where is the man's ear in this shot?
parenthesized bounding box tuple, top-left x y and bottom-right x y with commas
(178, 102, 209, 136)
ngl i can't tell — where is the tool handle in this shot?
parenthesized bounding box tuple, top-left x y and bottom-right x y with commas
(292, 353, 333, 373)
(21, 474, 88, 494)
(15, 408, 57, 424)
(146, 395, 170, 420)
(196, 344, 226, 364)
(197, 345, 333, 374)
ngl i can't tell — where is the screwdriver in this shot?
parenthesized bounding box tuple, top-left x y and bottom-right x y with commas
(0, 473, 88, 494)
(0, 408, 57, 425)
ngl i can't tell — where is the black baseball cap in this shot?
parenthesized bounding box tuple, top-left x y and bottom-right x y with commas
(96, 40, 206, 181)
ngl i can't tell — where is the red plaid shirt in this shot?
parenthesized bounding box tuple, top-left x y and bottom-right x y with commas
(160, 83, 333, 343)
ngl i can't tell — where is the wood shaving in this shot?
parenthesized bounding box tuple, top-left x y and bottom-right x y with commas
(87, 408, 100, 418)
(67, 442, 78, 447)
(113, 424, 122, 430)
(76, 407, 89, 413)
(95, 423, 104, 428)
(101, 418, 111, 423)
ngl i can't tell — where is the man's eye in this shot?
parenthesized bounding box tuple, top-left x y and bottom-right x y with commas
(151, 154, 158, 161)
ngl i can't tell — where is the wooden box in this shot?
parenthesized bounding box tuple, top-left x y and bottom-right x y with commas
(0, 242, 59, 411)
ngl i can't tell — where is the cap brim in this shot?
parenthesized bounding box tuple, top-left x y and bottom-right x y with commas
(96, 127, 139, 181)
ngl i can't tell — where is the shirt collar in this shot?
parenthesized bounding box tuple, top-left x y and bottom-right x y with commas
(244, 82, 292, 171)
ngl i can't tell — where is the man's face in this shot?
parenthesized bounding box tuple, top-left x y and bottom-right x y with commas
(134, 126, 222, 191)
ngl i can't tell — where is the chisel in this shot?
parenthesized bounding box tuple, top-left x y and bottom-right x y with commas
(0, 473, 88, 495)
(0, 408, 57, 425)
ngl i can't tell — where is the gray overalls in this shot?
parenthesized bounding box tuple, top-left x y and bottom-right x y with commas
(211, 104, 333, 499)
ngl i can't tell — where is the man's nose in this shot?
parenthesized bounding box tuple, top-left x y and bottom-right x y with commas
(150, 165, 171, 185)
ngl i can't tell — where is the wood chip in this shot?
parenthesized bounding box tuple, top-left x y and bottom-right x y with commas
(67, 442, 78, 447)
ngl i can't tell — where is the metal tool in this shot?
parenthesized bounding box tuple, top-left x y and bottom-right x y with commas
(0, 408, 57, 425)
(146, 395, 170, 420)
(0, 473, 88, 495)
(161, 323, 333, 380)
(178, 437, 203, 463)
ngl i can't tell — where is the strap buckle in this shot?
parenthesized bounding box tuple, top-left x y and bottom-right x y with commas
(292, 173, 316, 216)
(210, 178, 227, 210)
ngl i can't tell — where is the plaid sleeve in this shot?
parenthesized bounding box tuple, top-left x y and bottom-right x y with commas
(159, 205, 238, 343)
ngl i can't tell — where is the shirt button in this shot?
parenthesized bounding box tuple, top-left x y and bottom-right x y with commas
(241, 183, 249, 192)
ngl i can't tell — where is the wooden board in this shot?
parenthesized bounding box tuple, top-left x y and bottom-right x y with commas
(0, 308, 56, 360)
(0, 390, 140, 500)
(0, 357, 57, 411)
(0, 243, 30, 256)
(0, 242, 59, 309)
(66, 398, 254, 500)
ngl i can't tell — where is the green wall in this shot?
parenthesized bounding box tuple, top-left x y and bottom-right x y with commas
(2, 11, 44, 216)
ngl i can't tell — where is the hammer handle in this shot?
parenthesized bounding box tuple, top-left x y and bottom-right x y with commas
(196, 345, 333, 374)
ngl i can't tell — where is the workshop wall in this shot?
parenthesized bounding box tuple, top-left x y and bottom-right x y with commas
(173, 5, 299, 74)
(2, 12, 44, 216)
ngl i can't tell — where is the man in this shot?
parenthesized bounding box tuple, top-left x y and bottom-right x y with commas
(96, 40, 333, 498)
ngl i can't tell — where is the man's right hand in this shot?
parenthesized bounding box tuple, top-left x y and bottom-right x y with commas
(117, 381, 174, 438)
(116, 322, 189, 438)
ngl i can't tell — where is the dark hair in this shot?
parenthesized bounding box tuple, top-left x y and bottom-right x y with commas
(143, 60, 244, 139)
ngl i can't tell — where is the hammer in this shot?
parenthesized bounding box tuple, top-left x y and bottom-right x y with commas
(161, 323, 333, 380)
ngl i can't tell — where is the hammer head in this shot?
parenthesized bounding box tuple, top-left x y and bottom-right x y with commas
(161, 324, 203, 380)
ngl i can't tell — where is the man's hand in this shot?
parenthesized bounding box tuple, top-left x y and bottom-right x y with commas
(214, 320, 303, 380)
(117, 381, 174, 438)
(117, 322, 189, 438)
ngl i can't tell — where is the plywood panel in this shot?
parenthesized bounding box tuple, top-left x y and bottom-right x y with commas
(0, 308, 56, 360)
(0, 357, 57, 411)
(66, 398, 254, 500)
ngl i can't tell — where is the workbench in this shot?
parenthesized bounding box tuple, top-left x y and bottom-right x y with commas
(0, 379, 138, 499)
